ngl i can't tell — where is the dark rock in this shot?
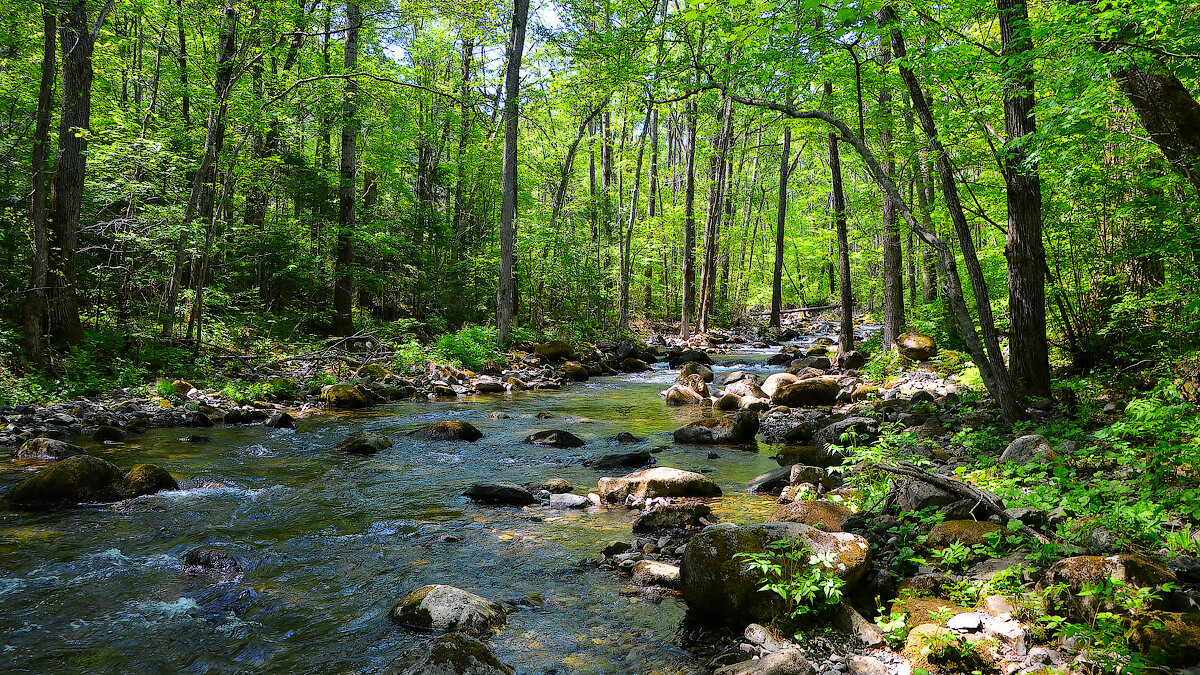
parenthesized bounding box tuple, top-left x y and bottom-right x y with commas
(331, 432, 393, 455)
(612, 432, 643, 444)
(887, 478, 957, 513)
(583, 450, 652, 470)
(180, 435, 212, 443)
(524, 429, 585, 448)
(672, 411, 759, 445)
(746, 466, 793, 494)
(534, 340, 576, 361)
(187, 411, 214, 427)
(390, 584, 507, 638)
(463, 482, 536, 506)
(410, 421, 484, 442)
(811, 416, 879, 453)
(632, 502, 713, 532)
(6, 455, 122, 508)
(118, 464, 179, 498)
(265, 412, 295, 429)
(526, 478, 574, 494)
(381, 633, 515, 675)
(771, 377, 840, 407)
(15, 437, 86, 460)
(183, 546, 249, 582)
(668, 350, 714, 368)
(92, 425, 127, 442)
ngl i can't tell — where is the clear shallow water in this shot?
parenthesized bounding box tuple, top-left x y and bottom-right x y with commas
(0, 355, 793, 674)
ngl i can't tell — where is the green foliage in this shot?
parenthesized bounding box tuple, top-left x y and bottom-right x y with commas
(735, 538, 846, 627)
(1038, 578, 1175, 673)
(434, 326, 502, 371)
(219, 379, 296, 405)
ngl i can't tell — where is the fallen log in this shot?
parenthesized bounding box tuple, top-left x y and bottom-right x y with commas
(749, 304, 840, 317)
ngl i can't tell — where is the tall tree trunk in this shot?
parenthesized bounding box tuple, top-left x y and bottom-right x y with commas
(176, 0, 189, 128)
(828, 83, 854, 357)
(680, 99, 697, 339)
(48, 0, 110, 346)
(332, 2, 359, 335)
(619, 107, 651, 331)
(770, 121, 790, 328)
(999, 0, 1050, 397)
(23, 5, 55, 363)
(878, 30, 904, 347)
(643, 105, 658, 315)
(496, 0, 528, 345)
(452, 36, 473, 243)
(699, 95, 732, 333)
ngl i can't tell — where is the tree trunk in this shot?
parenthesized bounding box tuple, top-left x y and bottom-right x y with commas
(23, 5, 55, 363)
(332, 2, 359, 335)
(998, 0, 1050, 398)
(496, 0, 528, 346)
(828, 84, 854, 357)
(452, 36, 474, 243)
(176, 0, 189, 128)
(878, 29, 904, 347)
(643, 105, 658, 315)
(619, 107, 651, 331)
(699, 95, 732, 333)
(680, 99, 697, 339)
(770, 121, 790, 328)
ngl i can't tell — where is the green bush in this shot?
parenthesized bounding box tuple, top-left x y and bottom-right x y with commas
(434, 326, 501, 371)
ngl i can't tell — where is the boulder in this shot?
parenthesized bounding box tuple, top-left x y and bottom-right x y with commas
(92, 425, 127, 442)
(265, 412, 295, 429)
(714, 649, 816, 675)
(1129, 611, 1200, 666)
(548, 493, 590, 509)
(561, 361, 590, 381)
(319, 383, 378, 409)
(183, 546, 249, 582)
(390, 584, 507, 638)
(769, 500, 853, 532)
(463, 482, 536, 506)
(771, 377, 840, 407)
(665, 384, 704, 406)
(331, 432, 393, 455)
(680, 362, 715, 383)
(724, 376, 768, 400)
(672, 411, 759, 444)
(582, 450, 652, 470)
(410, 421, 484, 442)
(632, 560, 681, 588)
(223, 409, 268, 424)
(534, 340, 576, 361)
(381, 633, 515, 675)
(355, 363, 390, 380)
(598, 467, 721, 503)
(669, 350, 714, 368)
(925, 520, 1004, 548)
(6, 454, 123, 508)
(15, 437, 86, 460)
(999, 434, 1057, 464)
(760, 372, 800, 398)
(524, 429, 585, 448)
(611, 432, 643, 444)
(887, 478, 957, 513)
(675, 373, 710, 398)
(527, 478, 573, 494)
(811, 417, 879, 452)
(680, 522, 871, 627)
(895, 333, 938, 361)
(747, 465, 793, 494)
(632, 502, 713, 532)
(118, 464, 179, 498)
(621, 358, 650, 372)
(1040, 554, 1176, 622)
(713, 393, 742, 411)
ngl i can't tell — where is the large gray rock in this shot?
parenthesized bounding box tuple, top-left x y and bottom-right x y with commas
(680, 522, 871, 627)
(632, 501, 713, 532)
(1000, 434, 1057, 464)
(598, 467, 721, 503)
(811, 417, 879, 454)
(672, 411, 759, 444)
(714, 649, 817, 675)
(409, 421, 484, 442)
(524, 429, 585, 448)
(886, 478, 958, 513)
(331, 432, 393, 455)
(15, 437, 86, 460)
(5, 455, 123, 508)
(381, 633, 516, 675)
(463, 482, 536, 506)
(389, 584, 508, 637)
(746, 465, 793, 494)
(760, 372, 800, 398)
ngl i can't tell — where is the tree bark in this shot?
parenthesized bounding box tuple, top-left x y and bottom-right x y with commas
(828, 83, 854, 357)
(770, 120, 789, 328)
(680, 99, 697, 339)
(699, 95, 732, 333)
(998, 0, 1050, 397)
(619, 107, 652, 331)
(332, 2, 359, 335)
(23, 4, 55, 363)
(452, 36, 474, 243)
(878, 29, 904, 347)
(496, 0, 528, 346)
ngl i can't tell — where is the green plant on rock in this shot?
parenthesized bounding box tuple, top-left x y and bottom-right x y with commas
(735, 538, 846, 627)
(1038, 577, 1174, 673)
(876, 605, 909, 648)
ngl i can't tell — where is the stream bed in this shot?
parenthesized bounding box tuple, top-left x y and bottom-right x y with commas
(0, 351, 803, 674)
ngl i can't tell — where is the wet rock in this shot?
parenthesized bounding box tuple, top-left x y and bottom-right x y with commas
(895, 333, 938, 361)
(1129, 611, 1200, 666)
(621, 358, 650, 372)
(669, 350, 713, 368)
(760, 373, 800, 398)
(632, 502, 713, 532)
(713, 649, 816, 675)
(680, 522, 870, 627)
(1041, 554, 1176, 622)
(886, 478, 957, 513)
(319, 383, 378, 409)
(811, 417, 878, 453)
(331, 432, 393, 455)
(187, 411, 214, 427)
(523, 429, 585, 448)
(925, 520, 1004, 548)
(463, 482, 536, 506)
(475, 377, 506, 393)
(92, 425, 127, 442)
(381, 633, 515, 675)
(534, 340, 576, 361)
(598, 467, 722, 502)
(612, 432, 643, 444)
(665, 384, 705, 406)
(183, 545, 249, 582)
(632, 560, 680, 588)
(527, 478, 573, 494)
(999, 434, 1057, 464)
(6, 454, 123, 508)
(713, 393, 742, 411)
(672, 411, 759, 445)
(771, 377, 840, 407)
(15, 437, 86, 460)
(676, 373, 711, 398)
(410, 421, 484, 442)
(583, 450, 652, 470)
(390, 584, 508, 638)
(680, 362, 715, 383)
(548, 493, 589, 509)
(769, 500, 853, 532)
(265, 412, 295, 429)
(746, 466, 793, 494)
(561, 361, 590, 381)
(118, 464, 179, 498)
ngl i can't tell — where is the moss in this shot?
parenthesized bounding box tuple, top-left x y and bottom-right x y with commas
(769, 500, 853, 532)
(1128, 611, 1200, 666)
(412, 421, 483, 442)
(6, 455, 123, 508)
(118, 464, 179, 498)
(925, 520, 1004, 548)
(891, 596, 972, 628)
(902, 623, 997, 675)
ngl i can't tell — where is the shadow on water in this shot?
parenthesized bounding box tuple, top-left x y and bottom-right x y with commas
(0, 352, 794, 674)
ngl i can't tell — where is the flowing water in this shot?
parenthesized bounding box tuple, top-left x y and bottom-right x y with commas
(0, 349, 821, 674)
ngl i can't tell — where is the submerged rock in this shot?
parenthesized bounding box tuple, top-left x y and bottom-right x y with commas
(6, 455, 123, 508)
(410, 421, 484, 442)
(118, 464, 179, 498)
(598, 467, 722, 503)
(331, 432, 393, 455)
(381, 633, 515, 675)
(15, 437, 86, 460)
(463, 482, 535, 506)
(183, 545, 249, 582)
(523, 429, 585, 448)
(390, 584, 508, 638)
(582, 450, 652, 470)
(672, 411, 759, 445)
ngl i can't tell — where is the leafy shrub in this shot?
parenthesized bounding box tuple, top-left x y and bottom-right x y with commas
(434, 326, 501, 371)
(734, 538, 846, 628)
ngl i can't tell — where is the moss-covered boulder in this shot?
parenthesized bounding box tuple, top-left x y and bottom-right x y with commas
(463, 482, 536, 506)
(890, 596, 973, 628)
(895, 333, 938, 361)
(561, 361, 590, 381)
(381, 632, 515, 675)
(171, 379, 197, 397)
(1040, 554, 1176, 622)
(319, 383, 378, 409)
(6, 455, 123, 508)
(409, 421, 484, 442)
(673, 411, 759, 445)
(771, 377, 840, 407)
(925, 520, 1004, 548)
(534, 340, 576, 361)
(902, 624, 996, 675)
(389, 584, 508, 637)
(769, 500, 853, 532)
(598, 467, 722, 503)
(680, 362, 715, 383)
(92, 425, 127, 443)
(355, 363, 390, 380)
(118, 464, 179, 498)
(331, 432, 393, 455)
(15, 437, 86, 460)
(665, 384, 704, 406)
(524, 429, 585, 448)
(1129, 611, 1200, 666)
(679, 522, 871, 627)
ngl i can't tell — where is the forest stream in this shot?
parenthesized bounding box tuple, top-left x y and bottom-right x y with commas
(0, 343, 847, 674)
